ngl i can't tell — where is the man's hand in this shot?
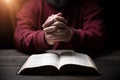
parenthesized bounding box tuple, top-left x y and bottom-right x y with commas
(42, 13, 67, 28)
(42, 13, 73, 45)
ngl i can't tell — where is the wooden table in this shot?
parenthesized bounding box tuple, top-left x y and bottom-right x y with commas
(0, 49, 120, 80)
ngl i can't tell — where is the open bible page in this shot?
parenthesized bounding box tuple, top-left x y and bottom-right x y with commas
(58, 52, 97, 69)
(25, 53, 59, 68)
(18, 53, 60, 74)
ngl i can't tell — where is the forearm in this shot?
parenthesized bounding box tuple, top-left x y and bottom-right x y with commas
(69, 27, 106, 53)
(14, 27, 52, 53)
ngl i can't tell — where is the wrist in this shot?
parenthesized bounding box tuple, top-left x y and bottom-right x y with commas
(69, 28, 74, 41)
(44, 32, 55, 45)
(65, 28, 74, 42)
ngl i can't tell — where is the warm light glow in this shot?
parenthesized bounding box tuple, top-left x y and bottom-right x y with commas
(4, 0, 12, 3)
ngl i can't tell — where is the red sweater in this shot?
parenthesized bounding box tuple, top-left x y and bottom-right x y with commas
(14, 0, 106, 53)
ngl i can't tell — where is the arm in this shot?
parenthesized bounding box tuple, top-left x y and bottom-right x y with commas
(68, 0, 106, 53)
(14, 0, 51, 53)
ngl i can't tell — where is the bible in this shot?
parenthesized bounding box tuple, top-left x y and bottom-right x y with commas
(17, 50, 100, 75)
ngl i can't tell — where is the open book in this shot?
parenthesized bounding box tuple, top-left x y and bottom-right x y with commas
(17, 50, 100, 75)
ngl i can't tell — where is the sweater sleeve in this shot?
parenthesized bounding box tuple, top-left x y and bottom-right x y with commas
(68, 0, 106, 53)
(14, 0, 51, 53)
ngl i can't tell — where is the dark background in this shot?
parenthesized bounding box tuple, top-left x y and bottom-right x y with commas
(0, 0, 119, 50)
(101, 0, 120, 50)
